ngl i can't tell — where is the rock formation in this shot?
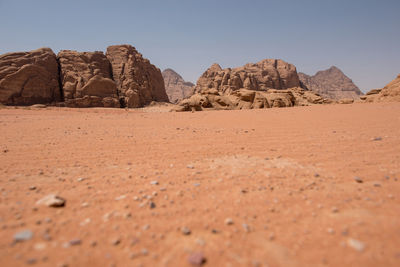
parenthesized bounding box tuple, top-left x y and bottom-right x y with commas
(194, 59, 301, 94)
(174, 59, 330, 112)
(162, 68, 194, 103)
(106, 45, 169, 107)
(0, 48, 61, 105)
(57, 50, 119, 108)
(362, 74, 400, 102)
(0, 45, 169, 108)
(298, 66, 363, 100)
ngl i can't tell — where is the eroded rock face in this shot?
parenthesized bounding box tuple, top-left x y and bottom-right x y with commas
(0, 48, 61, 105)
(162, 68, 194, 103)
(106, 45, 169, 107)
(57, 50, 119, 108)
(194, 59, 301, 94)
(174, 59, 328, 112)
(298, 66, 363, 100)
(363, 74, 400, 102)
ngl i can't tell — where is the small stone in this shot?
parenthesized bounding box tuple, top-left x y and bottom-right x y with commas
(347, 238, 365, 252)
(332, 207, 339, 213)
(26, 258, 38, 265)
(327, 228, 335, 234)
(111, 238, 121, 246)
(193, 183, 200, 187)
(187, 252, 206, 266)
(29, 186, 37, 190)
(149, 202, 156, 209)
(115, 195, 126, 201)
(224, 218, 234, 225)
(150, 180, 159, 185)
(77, 177, 86, 182)
(242, 223, 250, 232)
(181, 227, 191, 235)
(372, 137, 382, 141)
(141, 248, 148, 255)
(69, 239, 82, 246)
(34, 242, 47, 251)
(187, 164, 195, 169)
(36, 194, 65, 207)
(354, 177, 363, 183)
(14, 230, 33, 242)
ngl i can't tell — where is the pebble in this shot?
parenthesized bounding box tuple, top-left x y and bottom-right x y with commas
(181, 227, 191, 235)
(36, 194, 66, 207)
(115, 195, 126, 201)
(149, 202, 156, 209)
(354, 177, 363, 183)
(372, 137, 382, 141)
(150, 180, 159, 185)
(187, 164, 195, 169)
(224, 218, 234, 225)
(187, 252, 206, 266)
(331, 207, 339, 213)
(242, 223, 250, 232)
(77, 177, 86, 182)
(29, 186, 37, 191)
(14, 230, 33, 242)
(68, 239, 82, 246)
(347, 238, 365, 252)
(111, 238, 121, 246)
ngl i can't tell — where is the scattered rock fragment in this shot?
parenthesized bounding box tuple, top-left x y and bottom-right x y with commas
(14, 230, 33, 242)
(188, 252, 206, 266)
(224, 218, 234, 225)
(181, 227, 191, 235)
(68, 239, 82, 246)
(347, 238, 365, 252)
(150, 180, 159, 185)
(36, 194, 66, 207)
(372, 137, 382, 141)
(354, 177, 363, 183)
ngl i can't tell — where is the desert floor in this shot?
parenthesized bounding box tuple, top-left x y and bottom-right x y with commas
(0, 103, 399, 267)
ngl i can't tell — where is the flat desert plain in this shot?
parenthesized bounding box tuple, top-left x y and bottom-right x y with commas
(0, 103, 399, 267)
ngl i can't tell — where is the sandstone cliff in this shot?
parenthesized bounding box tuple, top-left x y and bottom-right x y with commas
(162, 68, 194, 103)
(174, 60, 329, 112)
(0, 48, 61, 105)
(298, 66, 363, 100)
(362, 74, 400, 102)
(0, 45, 169, 108)
(57, 50, 119, 108)
(106, 45, 169, 108)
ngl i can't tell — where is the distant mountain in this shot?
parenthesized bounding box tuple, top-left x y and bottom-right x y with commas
(299, 66, 363, 100)
(162, 69, 194, 103)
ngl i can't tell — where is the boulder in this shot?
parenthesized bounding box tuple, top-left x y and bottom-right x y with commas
(57, 50, 119, 108)
(0, 48, 61, 105)
(162, 68, 194, 103)
(106, 45, 169, 108)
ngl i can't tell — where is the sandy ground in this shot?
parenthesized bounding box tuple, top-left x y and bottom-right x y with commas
(0, 103, 399, 267)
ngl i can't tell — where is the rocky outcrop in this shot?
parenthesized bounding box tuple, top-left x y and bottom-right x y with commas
(106, 45, 169, 108)
(298, 66, 363, 100)
(162, 68, 194, 103)
(57, 50, 119, 108)
(174, 59, 329, 112)
(0, 48, 61, 105)
(194, 59, 301, 94)
(173, 87, 329, 112)
(362, 74, 400, 102)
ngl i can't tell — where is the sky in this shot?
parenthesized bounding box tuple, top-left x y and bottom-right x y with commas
(0, 0, 399, 92)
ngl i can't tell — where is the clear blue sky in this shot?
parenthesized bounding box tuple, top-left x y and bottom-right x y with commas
(0, 0, 399, 92)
